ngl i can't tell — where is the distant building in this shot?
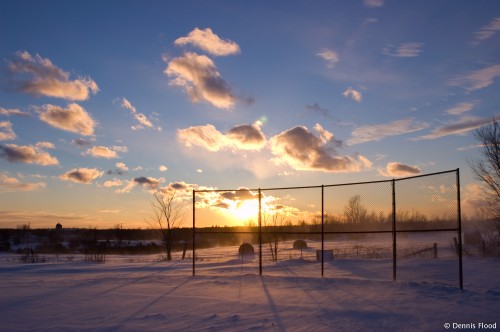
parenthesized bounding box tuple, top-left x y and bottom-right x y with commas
(55, 223, 62, 230)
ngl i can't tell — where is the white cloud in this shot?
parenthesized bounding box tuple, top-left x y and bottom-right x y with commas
(449, 64, 500, 91)
(174, 28, 240, 56)
(8, 51, 98, 101)
(317, 49, 339, 68)
(159, 165, 168, 172)
(347, 118, 429, 145)
(378, 162, 422, 177)
(269, 125, 371, 172)
(364, 0, 384, 7)
(0, 142, 59, 166)
(412, 117, 494, 140)
(178, 122, 266, 151)
(383, 43, 423, 57)
(0, 107, 29, 117)
(0, 121, 16, 140)
(0, 172, 46, 192)
(474, 17, 500, 44)
(343, 87, 362, 103)
(119, 98, 155, 131)
(165, 52, 235, 109)
(59, 168, 103, 184)
(36, 103, 96, 136)
(446, 102, 476, 115)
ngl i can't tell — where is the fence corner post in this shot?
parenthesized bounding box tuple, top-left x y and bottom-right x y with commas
(456, 168, 463, 289)
(392, 179, 397, 282)
(258, 188, 262, 276)
(192, 189, 196, 276)
(321, 185, 324, 277)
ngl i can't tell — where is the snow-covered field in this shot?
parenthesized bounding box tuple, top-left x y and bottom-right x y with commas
(0, 253, 498, 332)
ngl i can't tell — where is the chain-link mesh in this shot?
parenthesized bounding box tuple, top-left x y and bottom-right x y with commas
(192, 170, 462, 287)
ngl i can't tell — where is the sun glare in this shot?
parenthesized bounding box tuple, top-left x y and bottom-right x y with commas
(230, 200, 259, 221)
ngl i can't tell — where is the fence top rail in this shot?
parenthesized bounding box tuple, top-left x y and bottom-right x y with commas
(193, 169, 458, 193)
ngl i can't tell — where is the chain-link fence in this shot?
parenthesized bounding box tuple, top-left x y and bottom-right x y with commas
(192, 169, 463, 288)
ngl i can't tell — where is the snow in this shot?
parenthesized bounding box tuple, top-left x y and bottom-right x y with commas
(0, 254, 499, 331)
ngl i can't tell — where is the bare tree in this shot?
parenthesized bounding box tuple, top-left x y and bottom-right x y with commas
(262, 211, 287, 262)
(344, 195, 367, 224)
(148, 190, 185, 261)
(469, 119, 500, 220)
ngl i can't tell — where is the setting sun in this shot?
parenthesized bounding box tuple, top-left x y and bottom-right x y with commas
(229, 200, 259, 221)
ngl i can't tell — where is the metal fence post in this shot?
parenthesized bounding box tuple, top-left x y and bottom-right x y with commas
(392, 179, 397, 281)
(192, 190, 196, 276)
(259, 188, 262, 276)
(456, 168, 463, 289)
(321, 185, 324, 277)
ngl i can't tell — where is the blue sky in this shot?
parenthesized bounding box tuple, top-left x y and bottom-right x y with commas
(0, 0, 499, 228)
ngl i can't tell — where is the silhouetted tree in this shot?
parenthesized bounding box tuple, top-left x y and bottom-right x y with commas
(344, 195, 367, 224)
(148, 190, 185, 261)
(469, 119, 500, 221)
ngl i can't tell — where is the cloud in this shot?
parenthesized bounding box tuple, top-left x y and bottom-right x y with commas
(379, 162, 422, 177)
(226, 122, 266, 149)
(7, 51, 98, 100)
(269, 125, 371, 172)
(383, 43, 423, 57)
(116, 162, 128, 171)
(174, 28, 240, 56)
(474, 17, 500, 44)
(0, 172, 46, 192)
(306, 103, 330, 117)
(448, 64, 500, 91)
(159, 165, 168, 172)
(0, 121, 16, 140)
(347, 118, 429, 145)
(462, 183, 491, 215)
(178, 124, 226, 151)
(114, 176, 164, 193)
(343, 87, 362, 103)
(59, 168, 103, 184)
(134, 176, 161, 188)
(412, 117, 495, 140)
(446, 102, 476, 115)
(317, 49, 339, 68)
(0, 107, 29, 117)
(178, 122, 266, 151)
(364, 0, 384, 7)
(165, 52, 235, 109)
(35, 141, 55, 149)
(0, 143, 59, 165)
(363, 18, 379, 26)
(103, 179, 124, 188)
(36, 103, 96, 136)
(71, 138, 94, 147)
(84, 146, 122, 159)
(119, 98, 155, 131)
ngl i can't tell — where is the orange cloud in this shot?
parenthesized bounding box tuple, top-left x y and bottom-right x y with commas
(37, 103, 96, 136)
(59, 168, 103, 184)
(0, 142, 59, 166)
(165, 52, 235, 109)
(174, 28, 240, 56)
(8, 51, 98, 100)
(270, 125, 371, 172)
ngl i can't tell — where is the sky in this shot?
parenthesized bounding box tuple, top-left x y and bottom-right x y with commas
(0, 0, 499, 228)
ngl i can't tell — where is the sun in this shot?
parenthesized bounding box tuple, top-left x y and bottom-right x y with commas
(230, 200, 259, 221)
